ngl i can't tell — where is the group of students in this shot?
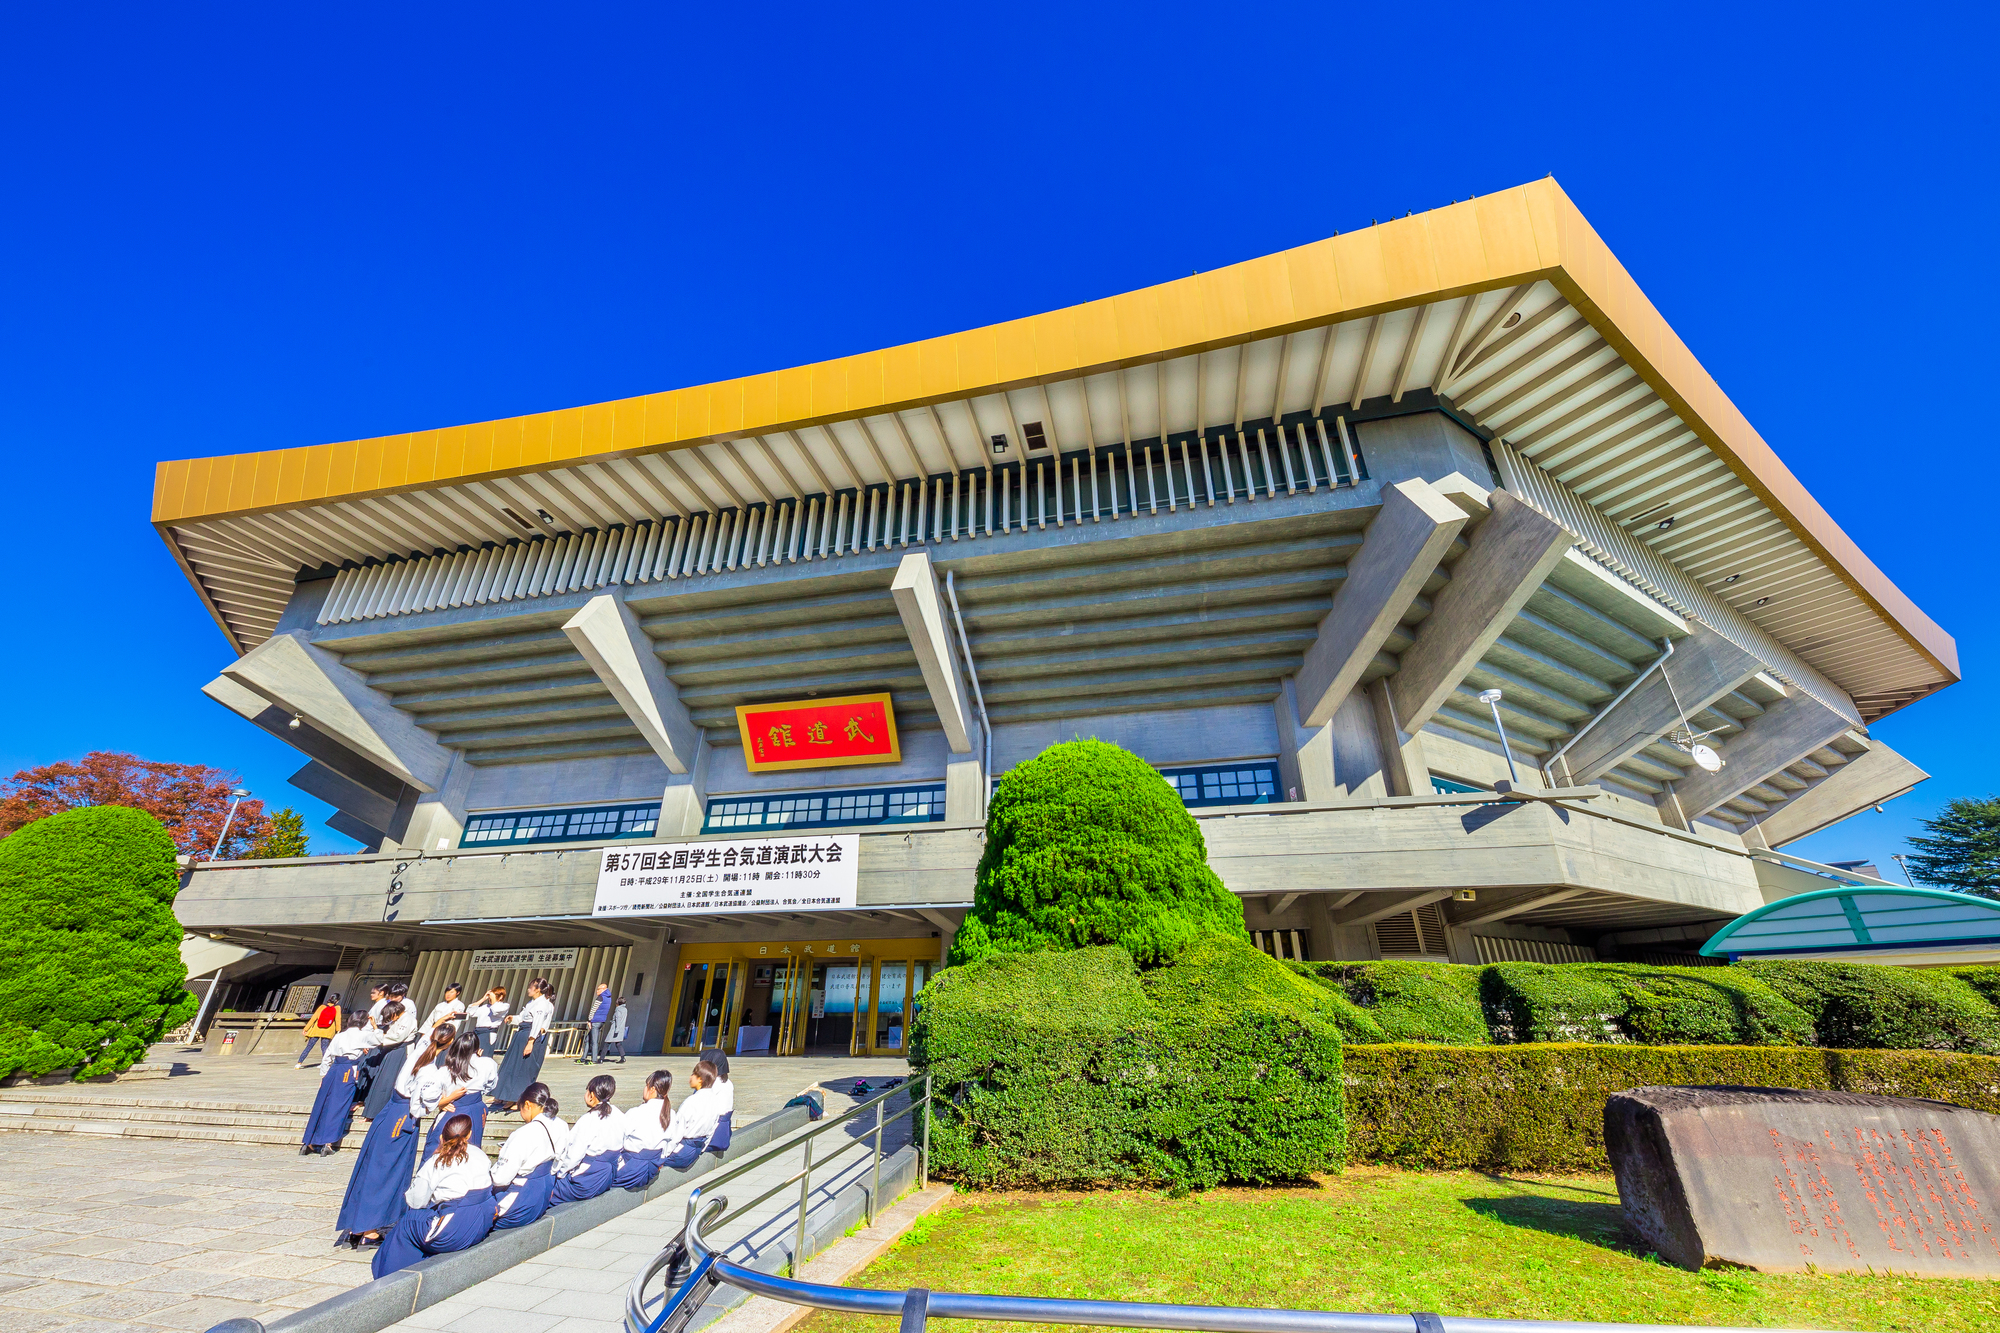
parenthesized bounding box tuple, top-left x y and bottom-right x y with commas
(300, 975, 733, 1280)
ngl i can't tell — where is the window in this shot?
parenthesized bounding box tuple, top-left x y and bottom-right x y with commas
(1430, 775, 1485, 796)
(701, 783, 947, 835)
(460, 802, 659, 847)
(1160, 762, 1280, 808)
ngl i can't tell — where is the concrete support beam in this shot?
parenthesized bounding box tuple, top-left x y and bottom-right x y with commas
(658, 737, 712, 837)
(222, 632, 454, 792)
(1559, 624, 1761, 785)
(1332, 888, 1455, 927)
(890, 552, 975, 753)
(1387, 490, 1572, 734)
(1453, 887, 1587, 927)
(1751, 740, 1929, 848)
(562, 592, 702, 774)
(1295, 478, 1467, 727)
(1670, 692, 1858, 822)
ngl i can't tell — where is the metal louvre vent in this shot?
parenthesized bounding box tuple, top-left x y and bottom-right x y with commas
(1471, 934, 1597, 964)
(1375, 902, 1450, 957)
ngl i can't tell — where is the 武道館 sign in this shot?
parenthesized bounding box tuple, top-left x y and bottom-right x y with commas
(592, 834, 860, 917)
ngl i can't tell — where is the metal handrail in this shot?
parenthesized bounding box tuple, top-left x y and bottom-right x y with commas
(628, 1192, 1836, 1333)
(625, 1076, 930, 1333)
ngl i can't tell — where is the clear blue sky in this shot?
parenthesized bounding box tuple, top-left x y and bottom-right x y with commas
(1, 5, 1992, 875)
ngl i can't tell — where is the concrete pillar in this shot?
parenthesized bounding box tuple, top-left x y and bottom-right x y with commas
(891, 552, 977, 754)
(1558, 623, 1760, 785)
(945, 756, 985, 824)
(1276, 679, 1391, 801)
(401, 752, 473, 853)
(1367, 679, 1428, 797)
(659, 738, 712, 837)
(625, 934, 679, 1055)
(1386, 490, 1572, 734)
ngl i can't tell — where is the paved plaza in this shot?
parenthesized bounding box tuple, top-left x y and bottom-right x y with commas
(0, 1044, 909, 1333)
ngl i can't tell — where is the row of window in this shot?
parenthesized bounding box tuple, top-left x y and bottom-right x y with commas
(458, 764, 1492, 847)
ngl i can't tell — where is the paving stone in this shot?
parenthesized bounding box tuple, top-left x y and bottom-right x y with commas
(27, 1237, 128, 1258)
(531, 1288, 628, 1320)
(546, 1317, 627, 1333)
(36, 1261, 154, 1289)
(135, 1296, 270, 1331)
(8, 1310, 88, 1333)
(93, 1246, 198, 1267)
(57, 1292, 191, 1322)
(128, 1272, 231, 1297)
(260, 1282, 355, 1310)
(226, 1253, 338, 1280)
(0, 1282, 101, 1311)
(3, 1255, 84, 1279)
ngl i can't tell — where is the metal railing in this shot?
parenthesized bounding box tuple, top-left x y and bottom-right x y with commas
(626, 1079, 1839, 1333)
(626, 1076, 929, 1333)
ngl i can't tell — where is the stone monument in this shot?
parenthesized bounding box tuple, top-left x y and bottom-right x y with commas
(1606, 1085, 2000, 1276)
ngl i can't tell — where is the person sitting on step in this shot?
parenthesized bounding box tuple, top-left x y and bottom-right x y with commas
(492, 1084, 567, 1230)
(371, 1113, 493, 1277)
(551, 1074, 623, 1203)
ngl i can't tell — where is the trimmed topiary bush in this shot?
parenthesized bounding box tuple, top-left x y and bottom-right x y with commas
(1293, 960, 1488, 1044)
(0, 806, 196, 1080)
(1947, 965, 2000, 1009)
(913, 936, 1346, 1191)
(950, 739, 1246, 967)
(1744, 959, 2000, 1054)
(1481, 962, 1814, 1046)
(1345, 1042, 2000, 1172)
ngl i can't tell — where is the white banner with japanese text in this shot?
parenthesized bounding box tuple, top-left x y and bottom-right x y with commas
(591, 834, 860, 918)
(468, 947, 580, 971)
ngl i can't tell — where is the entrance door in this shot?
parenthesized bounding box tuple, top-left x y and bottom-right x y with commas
(668, 959, 743, 1053)
(866, 960, 930, 1054)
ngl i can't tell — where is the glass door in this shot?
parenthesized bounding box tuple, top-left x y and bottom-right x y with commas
(699, 959, 739, 1053)
(670, 959, 743, 1053)
(669, 962, 712, 1051)
(867, 960, 931, 1054)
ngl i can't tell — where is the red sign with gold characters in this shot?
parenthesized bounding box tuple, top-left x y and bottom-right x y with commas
(735, 692, 901, 773)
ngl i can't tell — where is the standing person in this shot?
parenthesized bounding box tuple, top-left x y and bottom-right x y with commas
(611, 1069, 673, 1190)
(361, 992, 418, 1121)
(371, 1113, 493, 1277)
(469, 986, 510, 1056)
(581, 982, 614, 1065)
(490, 978, 555, 1111)
(422, 983, 467, 1035)
(301, 1012, 371, 1155)
(419, 1031, 495, 1158)
(604, 996, 628, 1064)
(551, 1074, 621, 1202)
(491, 1083, 566, 1230)
(296, 992, 343, 1068)
(366, 983, 387, 1024)
(334, 1024, 432, 1248)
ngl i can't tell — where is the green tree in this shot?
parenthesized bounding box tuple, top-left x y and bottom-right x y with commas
(1904, 796, 2000, 900)
(250, 806, 310, 859)
(950, 739, 1246, 967)
(0, 806, 197, 1080)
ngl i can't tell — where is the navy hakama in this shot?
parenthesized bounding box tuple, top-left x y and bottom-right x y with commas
(371, 1185, 495, 1278)
(335, 1094, 421, 1238)
(493, 1160, 555, 1230)
(550, 1151, 617, 1204)
(422, 1095, 487, 1159)
(612, 1147, 663, 1192)
(361, 1041, 411, 1120)
(708, 1111, 732, 1156)
(303, 1055, 363, 1150)
(663, 1137, 706, 1171)
(490, 1025, 545, 1103)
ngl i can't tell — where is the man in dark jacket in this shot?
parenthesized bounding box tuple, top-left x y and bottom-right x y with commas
(582, 982, 614, 1064)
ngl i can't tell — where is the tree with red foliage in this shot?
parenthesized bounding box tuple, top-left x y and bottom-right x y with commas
(0, 752, 271, 861)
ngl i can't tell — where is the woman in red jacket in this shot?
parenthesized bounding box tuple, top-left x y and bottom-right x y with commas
(296, 993, 343, 1068)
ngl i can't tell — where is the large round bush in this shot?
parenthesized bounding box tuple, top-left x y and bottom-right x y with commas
(951, 739, 1246, 966)
(0, 806, 195, 1079)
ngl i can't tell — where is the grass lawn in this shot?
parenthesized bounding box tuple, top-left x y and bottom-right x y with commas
(800, 1170, 1997, 1333)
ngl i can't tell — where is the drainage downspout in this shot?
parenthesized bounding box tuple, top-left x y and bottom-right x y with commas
(1541, 637, 1675, 788)
(943, 570, 993, 821)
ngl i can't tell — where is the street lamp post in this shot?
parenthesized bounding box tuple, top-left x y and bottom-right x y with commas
(1891, 853, 1916, 886)
(210, 787, 253, 860)
(1477, 688, 1521, 786)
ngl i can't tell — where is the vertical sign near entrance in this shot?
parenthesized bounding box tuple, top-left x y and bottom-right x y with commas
(593, 834, 860, 917)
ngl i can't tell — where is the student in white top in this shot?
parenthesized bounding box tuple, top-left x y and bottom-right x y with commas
(492, 1083, 567, 1229)
(421, 983, 467, 1034)
(660, 1060, 724, 1170)
(397, 1025, 457, 1103)
(469, 986, 511, 1057)
(371, 1112, 494, 1278)
(366, 985, 387, 1024)
(491, 978, 556, 1109)
(362, 989, 422, 1120)
(611, 1069, 676, 1190)
(417, 1032, 494, 1157)
(318, 1014, 374, 1074)
(302, 1012, 372, 1155)
(552, 1074, 623, 1203)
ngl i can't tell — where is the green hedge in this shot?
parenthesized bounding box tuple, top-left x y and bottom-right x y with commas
(1346, 1043, 2000, 1172)
(1482, 962, 1814, 1046)
(912, 936, 1346, 1191)
(1949, 965, 2000, 1008)
(1743, 960, 2000, 1054)
(1290, 960, 1487, 1044)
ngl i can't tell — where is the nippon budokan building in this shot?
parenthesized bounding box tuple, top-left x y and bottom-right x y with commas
(157, 179, 1957, 1057)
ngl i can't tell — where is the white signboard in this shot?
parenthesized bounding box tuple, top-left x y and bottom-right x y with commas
(592, 834, 859, 918)
(469, 947, 580, 971)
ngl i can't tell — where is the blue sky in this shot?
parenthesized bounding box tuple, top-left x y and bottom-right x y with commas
(1, 5, 1993, 875)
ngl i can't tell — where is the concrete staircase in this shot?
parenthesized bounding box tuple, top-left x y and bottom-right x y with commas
(0, 1088, 521, 1154)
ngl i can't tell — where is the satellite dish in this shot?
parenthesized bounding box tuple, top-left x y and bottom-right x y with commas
(1690, 743, 1723, 773)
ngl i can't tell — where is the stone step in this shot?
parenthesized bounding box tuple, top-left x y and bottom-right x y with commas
(0, 1115, 512, 1154)
(0, 1089, 313, 1114)
(0, 1101, 314, 1130)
